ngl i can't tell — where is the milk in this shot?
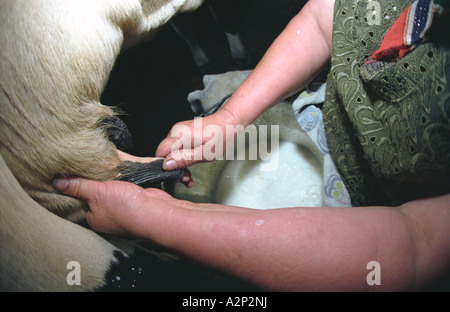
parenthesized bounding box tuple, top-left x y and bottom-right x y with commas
(214, 141, 323, 209)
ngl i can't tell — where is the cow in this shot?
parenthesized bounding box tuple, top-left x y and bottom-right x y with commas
(0, 0, 256, 291)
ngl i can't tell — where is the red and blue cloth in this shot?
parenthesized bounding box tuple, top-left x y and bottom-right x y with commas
(367, 0, 447, 63)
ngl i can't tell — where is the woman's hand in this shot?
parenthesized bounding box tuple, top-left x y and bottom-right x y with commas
(54, 176, 183, 238)
(156, 108, 240, 170)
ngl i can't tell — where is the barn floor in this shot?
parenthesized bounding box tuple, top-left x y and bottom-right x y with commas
(101, 0, 307, 157)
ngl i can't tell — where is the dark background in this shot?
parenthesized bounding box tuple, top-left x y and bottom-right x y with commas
(101, 0, 307, 157)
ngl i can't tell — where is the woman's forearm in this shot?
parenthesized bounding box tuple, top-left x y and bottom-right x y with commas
(55, 177, 450, 291)
(137, 196, 422, 291)
(222, 0, 334, 127)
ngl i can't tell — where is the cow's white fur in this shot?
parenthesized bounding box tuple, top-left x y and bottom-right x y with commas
(0, 0, 203, 291)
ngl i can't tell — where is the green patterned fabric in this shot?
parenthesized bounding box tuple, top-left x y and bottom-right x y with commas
(323, 0, 450, 206)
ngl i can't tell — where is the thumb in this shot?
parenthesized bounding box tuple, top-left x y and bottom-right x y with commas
(163, 145, 209, 170)
(53, 177, 137, 235)
(53, 176, 99, 202)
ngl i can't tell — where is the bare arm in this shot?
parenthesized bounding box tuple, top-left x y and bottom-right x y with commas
(54, 176, 450, 291)
(222, 0, 334, 127)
